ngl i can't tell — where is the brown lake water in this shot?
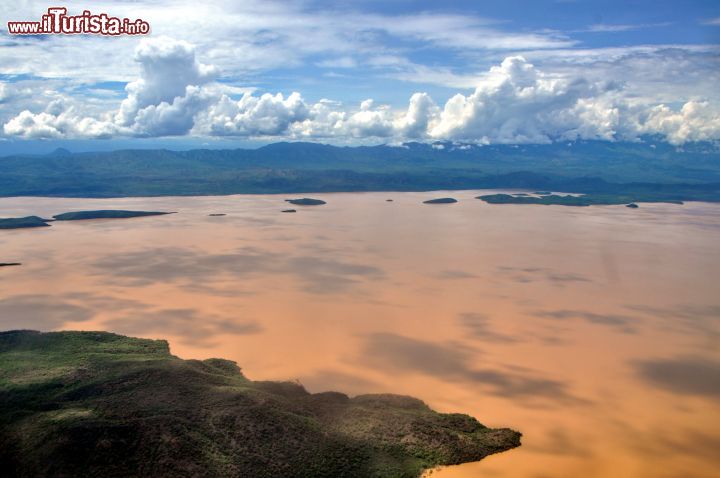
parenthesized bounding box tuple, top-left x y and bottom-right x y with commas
(1, 191, 719, 477)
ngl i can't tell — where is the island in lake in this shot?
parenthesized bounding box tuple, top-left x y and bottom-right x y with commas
(52, 210, 174, 221)
(285, 198, 327, 206)
(477, 194, 682, 207)
(423, 198, 458, 204)
(0, 330, 520, 477)
(0, 216, 52, 229)
(1, 211, 175, 230)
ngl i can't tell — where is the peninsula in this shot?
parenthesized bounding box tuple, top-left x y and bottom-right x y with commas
(0, 330, 521, 478)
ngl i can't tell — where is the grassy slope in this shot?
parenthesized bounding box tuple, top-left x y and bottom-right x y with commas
(0, 330, 520, 478)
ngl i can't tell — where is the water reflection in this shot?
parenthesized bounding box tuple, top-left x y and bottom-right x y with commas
(0, 294, 94, 329)
(633, 356, 720, 397)
(1, 191, 719, 477)
(360, 332, 582, 404)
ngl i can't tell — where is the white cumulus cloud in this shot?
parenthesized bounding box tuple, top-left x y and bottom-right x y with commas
(4, 37, 217, 138)
(116, 36, 218, 134)
(635, 101, 720, 144)
(201, 91, 309, 136)
(3, 43, 719, 145)
(428, 56, 617, 143)
(3, 98, 120, 139)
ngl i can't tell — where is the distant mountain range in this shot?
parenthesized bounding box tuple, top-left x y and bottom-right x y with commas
(1, 140, 719, 201)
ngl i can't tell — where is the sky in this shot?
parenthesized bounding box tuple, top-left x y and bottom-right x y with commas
(0, 0, 719, 153)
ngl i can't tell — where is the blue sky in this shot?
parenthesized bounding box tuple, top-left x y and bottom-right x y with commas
(0, 0, 719, 153)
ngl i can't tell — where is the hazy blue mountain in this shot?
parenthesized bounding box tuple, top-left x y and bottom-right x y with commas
(1, 140, 718, 201)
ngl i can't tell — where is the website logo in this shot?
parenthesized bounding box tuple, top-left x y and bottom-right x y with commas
(7, 7, 150, 36)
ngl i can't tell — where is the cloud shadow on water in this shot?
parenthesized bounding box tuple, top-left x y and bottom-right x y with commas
(618, 421, 720, 473)
(497, 266, 592, 286)
(625, 304, 720, 346)
(91, 246, 384, 294)
(458, 312, 521, 344)
(0, 291, 262, 348)
(91, 247, 274, 287)
(0, 294, 94, 330)
(359, 332, 585, 405)
(633, 356, 720, 397)
(286, 256, 384, 294)
(525, 427, 593, 458)
(102, 307, 262, 347)
(533, 309, 639, 333)
(437, 270, 479, 279)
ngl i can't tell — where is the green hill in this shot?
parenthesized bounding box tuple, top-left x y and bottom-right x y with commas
(1, 140, 719, 201)
(0, 330, 520, 477)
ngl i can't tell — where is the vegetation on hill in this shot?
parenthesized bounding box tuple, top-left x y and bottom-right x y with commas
(0, 141, 718, 202)
(0, 330, 521, 477)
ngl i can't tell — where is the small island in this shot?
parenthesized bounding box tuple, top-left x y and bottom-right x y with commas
(285, 198, 327, 206)
(423, 198, 458, 204)
(208, 213, 227, 216)
(478, 193, 685, 207)
(282, 209, 297, 213)
(478, 194, 594, 206)
(52, 210, 174, 221)
(0, 330, 520, 477)
(0, 216, 52, 229)
(0, 263, 21, 267)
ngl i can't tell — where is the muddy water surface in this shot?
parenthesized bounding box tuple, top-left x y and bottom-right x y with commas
(1, 191, 719, 477)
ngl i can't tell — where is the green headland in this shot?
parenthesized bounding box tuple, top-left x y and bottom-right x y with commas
(0, 330, 521, 478)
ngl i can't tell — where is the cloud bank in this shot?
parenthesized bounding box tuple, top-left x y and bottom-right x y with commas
(3, 37, 719, 145)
